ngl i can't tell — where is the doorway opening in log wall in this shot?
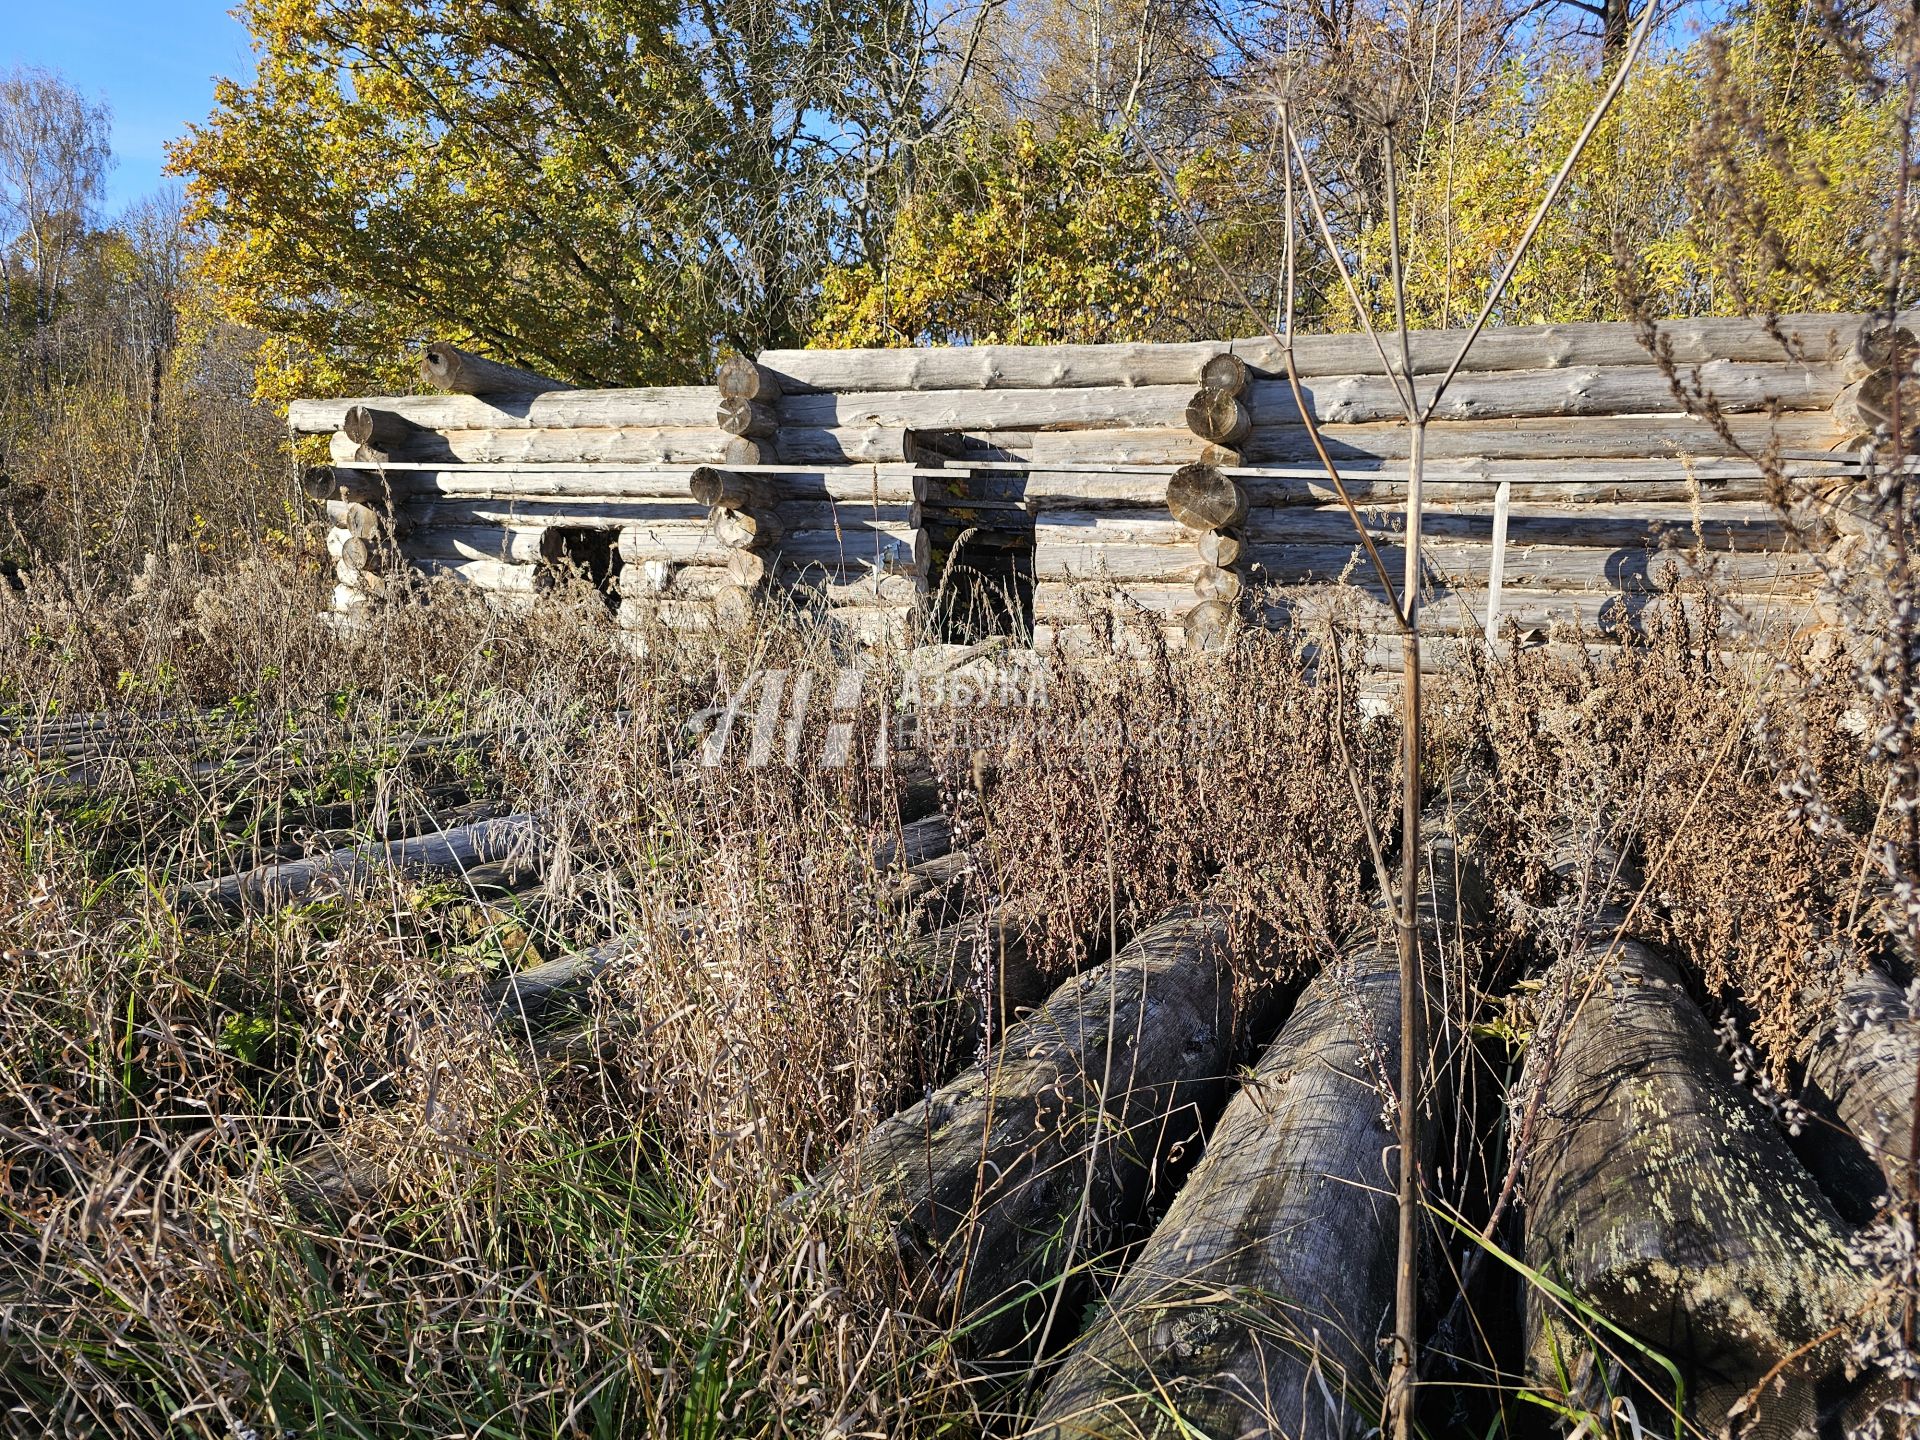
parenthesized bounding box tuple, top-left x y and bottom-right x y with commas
(912, 442, 1034, 643)
(539, 527, 621, 610)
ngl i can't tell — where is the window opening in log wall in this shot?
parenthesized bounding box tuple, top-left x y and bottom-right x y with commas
(915, 444, 1034, 643)
(539, 527, 621, 609)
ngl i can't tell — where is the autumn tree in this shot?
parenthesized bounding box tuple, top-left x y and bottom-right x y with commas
(172, 0, 985, 398)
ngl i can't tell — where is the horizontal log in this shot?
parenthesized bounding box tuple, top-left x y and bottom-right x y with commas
(689, 467, 774, 510)
(302, 466, 390, 506)
(328, 425, 733, 467)
(406, 556, 547, 594)
(178, 810, 541, 912)
(418, 341, 570, 396)
(756, 313, 1895, 392)
(288, 386, 717, 435)
(408, 501, 704, 534)
(1236, 499, 1793, 552)
(402, 526, 549, 565)
(796, 903, 1267, 1355)
(1240, 411, 1842, 463)
(777, 425, 1225, 468)
(617, 561, 732, 600)
(617, 597, 718, 632)
(1030, 799, 1487, 1439)
(614, 524, 731, 567)
(716, 354, 780, 401)
(1797, 967, 1920, 1223)
(382, 466, 921, 506)
(1236, 539, 1820, 592)
(813, 571, 927, 606)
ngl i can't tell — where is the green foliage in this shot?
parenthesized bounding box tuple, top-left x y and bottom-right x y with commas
(172, 0, 931, 400)
(1367, 2, 1899, 328)
(811, 120, 1221, 348)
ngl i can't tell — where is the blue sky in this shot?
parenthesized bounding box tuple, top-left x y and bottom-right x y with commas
(3, 2, 255, 216)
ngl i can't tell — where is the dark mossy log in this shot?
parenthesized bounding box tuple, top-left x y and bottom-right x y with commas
(1523, 927, 1860, 1423)
(716, 354, 781, 401)
(343, 405, 421, 450)
(1197, 529, 1243, 567)
(177, 810, 543, 914)
(419, 341, 570, 396)
(302, 466, 389, 505)
(718, 396, 777, 438)
(1186, 388, 1253, 446)
(713, 507, 781, 549)
(756, 314, 1895, 393)
(796, 902, 1277, 1357)
(690, 466, 776, 510)
(1797, 966, 1920, 1224)
(1166, 464, 1249, 531)
(1200, 351, 1250, 396)
(1028, 805, 1489, 1440)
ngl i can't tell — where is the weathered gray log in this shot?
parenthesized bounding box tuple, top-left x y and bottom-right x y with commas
(1522, 905, 1860, 1424)
(1239, 411, 1841, 464)
(1165, 464, 1248, 531)
(1192, 564, 1244, 603)
(288, 387, 715, 435)
(1028, 802, 1488, 1440)
(690, 467, 775, 511)
(1844, 321, 1917, 381)
(1197, 530, 1243, 568)
(615, 524, 731, 568)
(302, 466, 388, 505)
(1200, 351, 1250, 396)
(1031, 541, 1200, 585)
(723, 435, 776, 467)
(327, 423, 733, 467)
(401, 556, 547, 595)
(1181, 599, 1237, 651)
(1797, 966, 1919, 1223)
(343, 405, 421, 450)
(716, 355, 781, 401)
(617, 562, 732, 600)
(1833, 369, 1920, 441)
(718, 396, 777, 438)
(178, 810, 542, 913)
(401, 526, 549, 566)
(324, 501, 392, 542)
(713, 508, 781, 549)
(418, 342, 570, 396)
(1186, 387, 1253, 446)
(796, 902, 1271, 1356)
(755, 313, 1897, 392)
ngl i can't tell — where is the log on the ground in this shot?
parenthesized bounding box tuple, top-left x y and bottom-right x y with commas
(178, 810, 544, 913)
(795, 901, 1273, 1356)
(1797, 965, 1920, 1224)
(1027, 798, 1489, 1440)
(1522, 923, 1860, 1427)
(418, 342, 571, 396)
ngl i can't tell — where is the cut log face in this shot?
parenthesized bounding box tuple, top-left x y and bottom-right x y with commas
(717, 396, 777, 438)
(1185, 388, 1253, 445)
(798, 903, 1264, 1357)
(343, 405, 419, 449)
(1027, 812, 1487, 1440)
(1165, 464, 1249, 531)
(1797, 967, 1920, 1224)
(1196, 529, 1243, 568)
(716, 354, 780, 401)
(1200, 351, 1249, 396)
(689, 467, 774, 511)
(1523, 933, 1860, 1423)
(418, 342, 570, 396)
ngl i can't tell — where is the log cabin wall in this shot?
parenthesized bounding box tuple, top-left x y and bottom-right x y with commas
(289, 312, 1911, 662)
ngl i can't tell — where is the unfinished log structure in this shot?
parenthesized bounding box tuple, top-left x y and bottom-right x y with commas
(291, 316, 1908, 662)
